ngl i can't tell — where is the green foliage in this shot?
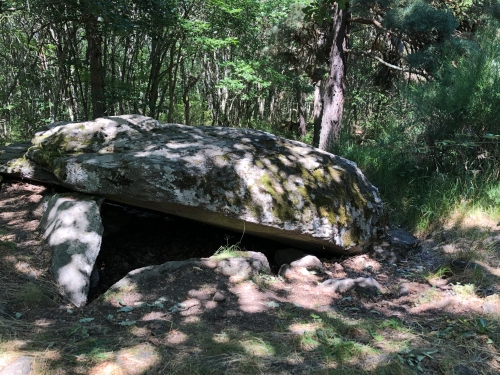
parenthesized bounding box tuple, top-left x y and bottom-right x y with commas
(409, 24, 500, 176)
(383, 2, 457, 38)
(330, 10, 500, 231)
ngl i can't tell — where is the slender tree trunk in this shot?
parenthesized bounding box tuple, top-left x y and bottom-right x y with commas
(318, 3, 349, 151)
(313, 78, 323, 147)
(66, 23, 87, 119)
(109, 36, 116, 116)
(268, 88, 275, 123)
(296, 88, 306, 137)
(85, 17, 106, 119)
(146, 37, 165, 118)
(167, 42, 183, 122)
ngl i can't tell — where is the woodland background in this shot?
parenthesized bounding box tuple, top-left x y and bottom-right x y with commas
(1, 0, 499, 231)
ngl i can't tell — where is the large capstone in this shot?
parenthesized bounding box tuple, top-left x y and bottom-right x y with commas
(0, 141, 61, 184)
(6, 115, 385, 254)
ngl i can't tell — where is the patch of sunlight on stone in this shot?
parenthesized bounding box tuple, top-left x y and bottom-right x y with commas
(0, 353, 19, 371)
(113, 343, 159, 375)
(240, 338, 275, 357)
(213, 332, 230, 344)
(357, 353, 392, 371)
(105, 276, 141, 306)
(288, 323, 321, 335)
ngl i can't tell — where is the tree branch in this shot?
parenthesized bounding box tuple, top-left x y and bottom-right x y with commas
(348, 49, 432, 80)
(349, 17, 384, 30)
(348, 50, 403, 70)
(0, 7, 23, 12)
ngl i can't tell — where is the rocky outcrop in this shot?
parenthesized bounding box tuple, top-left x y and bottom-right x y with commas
(2, 114, 385, 254)
(39, 193, 103, 307)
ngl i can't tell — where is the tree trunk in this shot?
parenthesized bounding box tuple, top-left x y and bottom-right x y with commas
(166, 40, 183, 122)
(146, 37, 164, 118)
(318, 3, 349, 151)
(296, 88, 307, 137)
(312, 78, 323, 147)
(85, 17, 106, 119)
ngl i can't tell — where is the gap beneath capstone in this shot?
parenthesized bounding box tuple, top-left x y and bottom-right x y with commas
(88, 201, 314, 302)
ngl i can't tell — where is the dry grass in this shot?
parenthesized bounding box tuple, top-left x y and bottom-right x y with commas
(1, 182, 500, 374)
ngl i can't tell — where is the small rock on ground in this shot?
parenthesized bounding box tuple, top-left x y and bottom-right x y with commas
(274, 248, 308, 267)
(0, 356, 33, 375)
(397, 283, 410, 297)
(290, 255, 324, 270)
(213, 291, 226, 302)
(321, 277, 382, 296)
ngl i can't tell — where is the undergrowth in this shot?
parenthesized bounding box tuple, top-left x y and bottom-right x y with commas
(336, 140, 500, 233)
(330, 23, 500, 234)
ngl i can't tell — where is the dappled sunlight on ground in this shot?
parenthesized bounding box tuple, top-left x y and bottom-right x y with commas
(478, 261, 500, 277)
(231, 282, 272, 313)
(445, 208, 500, 231)
(88, 343, 159, 375)
(2, 180, 500, 374)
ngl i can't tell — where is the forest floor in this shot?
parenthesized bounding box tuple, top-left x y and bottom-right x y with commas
(1, 179, 500, 375)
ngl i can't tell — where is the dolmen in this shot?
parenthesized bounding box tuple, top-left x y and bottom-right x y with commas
(0, 115, 386, 306)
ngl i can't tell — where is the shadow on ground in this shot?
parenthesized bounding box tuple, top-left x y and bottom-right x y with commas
(1, 179, 500, 375)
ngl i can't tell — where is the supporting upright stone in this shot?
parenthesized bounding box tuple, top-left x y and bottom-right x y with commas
(39, 193, 103, 307)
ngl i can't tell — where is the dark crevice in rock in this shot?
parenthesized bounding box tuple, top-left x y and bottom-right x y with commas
(88, 201, 286, 301)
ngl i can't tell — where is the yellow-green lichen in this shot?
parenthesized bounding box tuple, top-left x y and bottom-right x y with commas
(341, 225, 363, 247)
(259, 172, 297, 223)
(341, 230, 355, 247)
(311, 168, 325, 182)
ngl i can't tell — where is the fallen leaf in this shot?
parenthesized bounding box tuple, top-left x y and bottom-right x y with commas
(117, 306, 133, 312)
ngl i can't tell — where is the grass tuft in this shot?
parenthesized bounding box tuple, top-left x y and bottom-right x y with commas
(15, 283, 48, 308)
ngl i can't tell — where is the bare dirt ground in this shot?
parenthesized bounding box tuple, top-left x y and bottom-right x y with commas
(1, 179, 500, 375)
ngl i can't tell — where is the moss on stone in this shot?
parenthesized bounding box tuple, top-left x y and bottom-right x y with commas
(259, 172, 297, 223)
(341, 230, 355, 247)
(241, 192, 262, 220)
(341, 224, 363, 247)
(311, 168, 325, 182)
